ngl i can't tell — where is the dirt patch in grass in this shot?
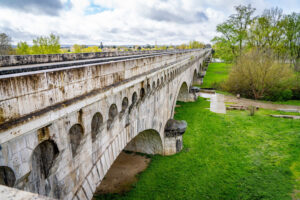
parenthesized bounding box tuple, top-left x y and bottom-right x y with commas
(94, 151, 150, 196)
(224, 95, 300, 110)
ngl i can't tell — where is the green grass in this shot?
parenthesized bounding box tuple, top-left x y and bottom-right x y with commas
(200, 63, 231, 88)
(272, 100, 300, 106)
(94, 98, 300, 200)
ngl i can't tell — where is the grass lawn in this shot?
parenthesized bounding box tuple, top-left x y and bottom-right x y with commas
(200, 63, 231, 88)
(95, 98, 300, 200)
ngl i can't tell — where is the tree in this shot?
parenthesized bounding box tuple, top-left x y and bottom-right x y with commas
(31, 34, 60, 54)
(223, 48, 294, 100)
(212, 4, 255, 62)
(72, 44, 83, 53)
(189, 41, 205, 49)
(282, 12, 300, 71)
(99, 42, 104, 49)
(0, 33, 12, 55)
(16, 41, 31, 55)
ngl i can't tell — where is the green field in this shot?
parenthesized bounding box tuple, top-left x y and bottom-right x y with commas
(200, 62, 231, 88)
(95, 98, 300, 200)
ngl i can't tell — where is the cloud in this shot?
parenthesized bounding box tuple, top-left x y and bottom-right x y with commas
(143, 7, 208, 24)
(0, 0, 298, 45)
(0, 0, 64, 16)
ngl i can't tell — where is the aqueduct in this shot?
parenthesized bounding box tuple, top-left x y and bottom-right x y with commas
(0, 49, 211, 199)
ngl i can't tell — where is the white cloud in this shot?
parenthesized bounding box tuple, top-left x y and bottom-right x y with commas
(0, 0, 298, 45)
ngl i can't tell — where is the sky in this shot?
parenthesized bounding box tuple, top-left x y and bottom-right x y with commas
(0, 0, 299, 45)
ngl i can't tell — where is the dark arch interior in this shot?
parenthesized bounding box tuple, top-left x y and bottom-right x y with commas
(152, 81, 155, 89)
(29, 139, 60, 198)
(69, 124, 84, 157)
(140, 88, 145, 100)
(91, 112, 103, 142)
(107, 104, 118, 129)
(157, 79, 159, 87)
(121, 97, 129, 113)
(132, 92, 137, 105)
(125, 129, 163, 155)
(0, 166, 16, 187)
(147, 84, 151, 94)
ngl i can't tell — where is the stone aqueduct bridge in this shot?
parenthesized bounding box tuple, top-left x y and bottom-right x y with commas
(0, 49, 211, 199)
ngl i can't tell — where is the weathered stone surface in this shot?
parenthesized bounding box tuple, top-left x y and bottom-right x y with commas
(0, 185, 53, 200)
(164, 119, 187, 137)
(0, 49, 212, 200)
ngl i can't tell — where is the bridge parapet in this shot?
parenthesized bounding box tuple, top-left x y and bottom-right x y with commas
(0, 49, 205, 67)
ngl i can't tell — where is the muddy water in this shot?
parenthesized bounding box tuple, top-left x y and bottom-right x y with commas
(93, 151, 151, 198)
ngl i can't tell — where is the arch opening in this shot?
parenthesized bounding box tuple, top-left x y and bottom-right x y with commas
(107, 104, 118, 129)
(91, 112, 103, 142)
(177, 82, 190, 102)
(69, 124, 84, 157)
(28, 140, 60, 198)
(140, 88, 145, 100)
(192, 69, 199, 85)
(121, 97, 128, 115)
(94, 129, 162, 197)
(124, 129, 163, 155)
(0, 166, 15, 187)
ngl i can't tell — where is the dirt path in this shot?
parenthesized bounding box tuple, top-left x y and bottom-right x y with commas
(224, 95, 300, 110)
(93, 151, 150, 197)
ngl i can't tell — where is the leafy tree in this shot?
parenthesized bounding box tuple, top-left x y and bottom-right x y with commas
(189, 40, 205, 49)
(0, 33, 12, 55)
(31, 34, 60, 54)
(212, 4, 256, 62)
(72, 44, 83, 53)
(282, 12, 300, 71)
(99, 42, 104, 49)
(16, 41, 31, 55)
(223, 48, 294, 100)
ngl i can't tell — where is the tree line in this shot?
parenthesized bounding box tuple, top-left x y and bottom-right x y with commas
(0, 32, 207, 56)
(212, 5, 299, 101)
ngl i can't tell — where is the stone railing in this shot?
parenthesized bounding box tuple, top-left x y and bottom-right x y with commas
(0, 49, 205, 67)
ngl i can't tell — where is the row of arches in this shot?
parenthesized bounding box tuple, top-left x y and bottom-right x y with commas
(0, 63, 189, 197)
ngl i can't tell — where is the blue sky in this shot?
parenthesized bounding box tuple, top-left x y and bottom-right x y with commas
(0, 0, 299, 45)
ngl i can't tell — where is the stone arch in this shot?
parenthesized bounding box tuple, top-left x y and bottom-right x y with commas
(177, 82, 189, 102)
(91, 112, 103, 142)
(124, 129, 163, 155)
(121, 97, 128, 114)
(69, 124, 84, 157)
(107, 104, 118, 129)
(157, 79, 160, 87)
(192, 69, 198, 85)
(28, 140, 60, 198)
(146, 84, 151, 94)
(170, 81, 190, 117)
(140, 87, 145, 100)
(131, 92, 137, 105)
(164, 74, 167, 82)
(0, 166, 16, 187)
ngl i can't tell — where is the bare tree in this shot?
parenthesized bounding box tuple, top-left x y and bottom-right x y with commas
(0, 33, 12, 55)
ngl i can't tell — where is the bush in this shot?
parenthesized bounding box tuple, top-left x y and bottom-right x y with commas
(223, 48, 295, 101)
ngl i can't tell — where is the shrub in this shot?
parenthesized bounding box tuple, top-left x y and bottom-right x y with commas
(223, 48, 294, 101)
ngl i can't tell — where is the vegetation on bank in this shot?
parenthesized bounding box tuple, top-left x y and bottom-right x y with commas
(211, 4, 299, 102)
(201, 62, 231, 89)
(94, 98, 300, 200)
